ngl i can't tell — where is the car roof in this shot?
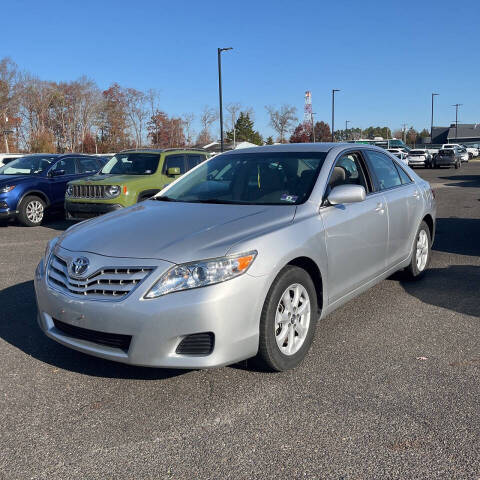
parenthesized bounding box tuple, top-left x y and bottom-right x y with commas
(119, 148, 207, 154)
(224, 142, 393, 155)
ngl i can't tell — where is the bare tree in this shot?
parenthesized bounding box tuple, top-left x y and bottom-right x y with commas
(265, 104, 297, 143)
(182, 112, 195, 146)
(124, 87, 148, 148)
(197, 106, 218, 146)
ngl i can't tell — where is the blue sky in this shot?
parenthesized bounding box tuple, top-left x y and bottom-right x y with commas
(3, 0, 479, 139)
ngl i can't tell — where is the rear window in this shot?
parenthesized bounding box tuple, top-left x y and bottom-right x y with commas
(439, 149, 454, 156)
(101, 153, 160, 175)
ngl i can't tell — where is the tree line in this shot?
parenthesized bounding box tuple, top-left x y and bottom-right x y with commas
(0, 56, 429, 153)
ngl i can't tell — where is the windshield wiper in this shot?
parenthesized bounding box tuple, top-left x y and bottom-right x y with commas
(154, 195, 177, 202)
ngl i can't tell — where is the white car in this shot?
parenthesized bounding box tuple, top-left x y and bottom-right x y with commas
(387, 148, 409, 166)
(465, 146, 479, 158)
(408, 149, 432, 168)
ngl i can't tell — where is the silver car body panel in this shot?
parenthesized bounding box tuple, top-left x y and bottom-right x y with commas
(35, 143, 436, 368)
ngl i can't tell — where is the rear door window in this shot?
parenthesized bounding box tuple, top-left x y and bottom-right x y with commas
(365, 151, 402, 191)
(76, 158, 100, 174)
(51, 158, 76, 175)
(185, 154, 205, 171)
(164, 155, 186, 174)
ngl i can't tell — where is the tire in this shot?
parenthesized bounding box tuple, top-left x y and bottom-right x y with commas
(455, 162, 460, 169)
(17, 195, 46, 227)
(256, 265, 318, 372)
(405, 221, 431, 280)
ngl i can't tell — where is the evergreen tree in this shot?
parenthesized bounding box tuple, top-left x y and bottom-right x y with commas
(265, 136, 274, 145)
(226, 112, 263, 145)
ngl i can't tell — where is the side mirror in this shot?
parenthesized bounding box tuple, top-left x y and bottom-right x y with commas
(50, 169, 65, 177)
(327, 184, 366, 205)
(167, 167, 181, 176)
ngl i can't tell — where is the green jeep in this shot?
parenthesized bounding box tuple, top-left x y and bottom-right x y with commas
(65, 148, 208, 220)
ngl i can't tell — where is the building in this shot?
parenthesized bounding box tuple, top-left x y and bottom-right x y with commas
(431, 124, 480, 146)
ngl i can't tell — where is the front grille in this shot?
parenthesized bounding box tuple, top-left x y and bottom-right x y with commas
(176, 333, 214, 356)
(47, 254, 152, 300)
(71, 184, 109, 199)
(53, 319, 132, 351)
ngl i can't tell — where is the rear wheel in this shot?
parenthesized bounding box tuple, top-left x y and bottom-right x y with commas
(256, 266, 318, 372)
(18, 195, 46, 227)
(405, 221, 431, 280)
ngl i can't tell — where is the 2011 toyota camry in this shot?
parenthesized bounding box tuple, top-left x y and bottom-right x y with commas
(34, 144, 436, 371)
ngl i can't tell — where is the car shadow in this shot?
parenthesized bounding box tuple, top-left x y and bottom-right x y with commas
(392, 265, 480, 318)
(0, 280, 187, 380)
(433, 217, 480, 257)
(438, 175, 480, 188)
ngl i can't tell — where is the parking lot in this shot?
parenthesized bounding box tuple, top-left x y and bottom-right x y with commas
(0, 163, 479, 479)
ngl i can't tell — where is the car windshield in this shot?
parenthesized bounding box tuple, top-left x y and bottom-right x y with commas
(0, 155, 57, 175)
(159, 151, 327, 205)
(100, 153, 160, 175)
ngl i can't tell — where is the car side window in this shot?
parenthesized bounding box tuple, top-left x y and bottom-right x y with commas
(327, 152, 369, 194)
(365, 151, 402, 191)
(186, 154, 205, 171)
(164, 155, 186, 174)
(51, 158, 76, 175)
(395, 164, 412, 185)
(76, 158, 99, 174)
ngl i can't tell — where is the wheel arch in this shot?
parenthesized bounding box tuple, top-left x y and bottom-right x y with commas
(18, 190, 51, 207)
(422, 213, 435, 241)
(286, 256, 323, 314)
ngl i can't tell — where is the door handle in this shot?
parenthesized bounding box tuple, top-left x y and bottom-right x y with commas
(375, 202, 384, 212)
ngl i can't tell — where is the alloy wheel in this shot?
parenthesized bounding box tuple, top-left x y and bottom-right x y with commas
(274, 283, 311, 356)
(26, 200, 44, 224)
(416, 229, 429, 272)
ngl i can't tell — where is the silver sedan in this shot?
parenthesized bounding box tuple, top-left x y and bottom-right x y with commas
(34, 144, 436, 371)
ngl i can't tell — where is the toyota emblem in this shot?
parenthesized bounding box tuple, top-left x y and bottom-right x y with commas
(71, 257, 89, 277)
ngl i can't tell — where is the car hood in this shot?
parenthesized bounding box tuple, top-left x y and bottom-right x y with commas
(68, 174, 151, 185)
(59, 200, 296, 263)
(0, 174, 39, 186)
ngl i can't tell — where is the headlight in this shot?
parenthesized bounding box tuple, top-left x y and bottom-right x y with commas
(0, 185, 15, 193)
(145, 251, 257, 298)
(66, 185, 73, 196)
(105, 185, 121, 198)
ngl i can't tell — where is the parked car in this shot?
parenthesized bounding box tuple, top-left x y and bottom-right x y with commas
(35, 144, 436, 371)
(0, 154, 105, 226)
(433, 148, 462, 169)
(65, 148, 209, 220)
(407, 149, 432, 168)
(387, 148, 409, 166)
(464, 145, 479, 158)
(457, 146, 469, 162)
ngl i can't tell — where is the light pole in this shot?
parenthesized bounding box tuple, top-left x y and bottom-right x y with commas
(452, 103, 462, 141)
(345, 120, 350, 141)
(311, 112, 317, 142)
(217, 47, 233, 152)
(331, 89, 340, 142)
(431, 93, 439, 144)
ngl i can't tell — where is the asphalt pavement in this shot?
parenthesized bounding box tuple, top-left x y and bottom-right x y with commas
(0, 162, 479, 479)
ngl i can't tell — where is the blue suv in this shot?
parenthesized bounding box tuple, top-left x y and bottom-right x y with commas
(0, 154, 105, 226)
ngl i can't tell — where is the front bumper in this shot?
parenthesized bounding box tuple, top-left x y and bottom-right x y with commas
(34, 247, 267, 368)
(65, 200, 123, 220)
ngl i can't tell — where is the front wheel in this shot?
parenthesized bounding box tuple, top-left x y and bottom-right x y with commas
(256, 266, 318, 372)
(405, 221, 431, 280)
(17, 195, 46, 227)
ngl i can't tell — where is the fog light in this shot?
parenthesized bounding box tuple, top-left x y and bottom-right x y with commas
(0, 201, 8, 210)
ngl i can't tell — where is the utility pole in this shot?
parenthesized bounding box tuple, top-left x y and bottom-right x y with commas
(331, 89, 340, 142)
(217, 47, 233, 152)
(345, 120, 350, 141)
(431, 93, 439, 144)
(452, 104, 462, 141)
(401, 123, 408, 144)
(311, 112, 317, 142)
